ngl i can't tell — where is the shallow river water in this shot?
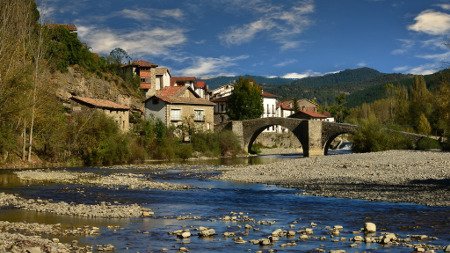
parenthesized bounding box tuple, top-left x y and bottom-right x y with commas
(0, 155, 449, 253)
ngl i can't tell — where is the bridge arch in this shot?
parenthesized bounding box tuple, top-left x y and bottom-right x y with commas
(321, 122, 358, 155)
(239, 118, 309, 154)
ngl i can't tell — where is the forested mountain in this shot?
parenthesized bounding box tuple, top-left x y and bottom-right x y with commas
(201, 75, 293, 89)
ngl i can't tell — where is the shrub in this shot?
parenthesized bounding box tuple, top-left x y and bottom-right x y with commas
(191, 132, 220, 157)
(250, 143, 263, 154)
(416, 138, 442, 150)
(175, 143, 193, 160)
(218, 130, 242, 156)
(352, 116, 413, 153)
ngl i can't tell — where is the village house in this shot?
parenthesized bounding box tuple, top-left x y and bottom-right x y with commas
(122, 60, 159, 97)
(144, 86, 215, 131)
(70, 96, 130, 132)
(262, 91, 278, 132)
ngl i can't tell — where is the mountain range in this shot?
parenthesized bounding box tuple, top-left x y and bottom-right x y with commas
(202, 67, 450, 107)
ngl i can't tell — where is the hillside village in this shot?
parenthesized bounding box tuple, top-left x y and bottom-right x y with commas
(70, 55, 335, 134)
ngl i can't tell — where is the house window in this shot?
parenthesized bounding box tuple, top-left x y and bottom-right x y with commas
(272, 105, 275, 115)
(140, 78, 146, 83)
(266, 104, 269, 115)
(171, 109, 181, 121)
(194, 109, 205, 121)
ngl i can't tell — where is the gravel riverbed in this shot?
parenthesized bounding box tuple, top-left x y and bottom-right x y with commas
(218, 150, 450, 206)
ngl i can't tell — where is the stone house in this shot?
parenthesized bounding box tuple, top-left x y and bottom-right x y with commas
(122, 60, 158, 97)
(144, 86, 215, 131)
(70, 96, 130, 132)
(289, 110, 333, 122)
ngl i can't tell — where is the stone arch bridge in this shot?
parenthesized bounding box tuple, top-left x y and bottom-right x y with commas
(218, 117, 439, 157)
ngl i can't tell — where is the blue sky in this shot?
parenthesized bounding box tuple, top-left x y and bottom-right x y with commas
(38, 0, 450, 78)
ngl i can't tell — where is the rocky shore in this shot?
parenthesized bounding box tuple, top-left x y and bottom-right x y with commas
(15, 170, 190, 190)
(218, 150, 450, 206)
(0, 192, 151, 218)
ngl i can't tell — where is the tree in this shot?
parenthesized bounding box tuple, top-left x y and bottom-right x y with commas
(417, 113, 432, 135)
(109, 48, 131, 65)
(327, 94, 349, 123)
(226, 77, 263, 120)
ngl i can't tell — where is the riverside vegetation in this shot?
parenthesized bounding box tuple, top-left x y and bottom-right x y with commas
(0, 0, 241, 167)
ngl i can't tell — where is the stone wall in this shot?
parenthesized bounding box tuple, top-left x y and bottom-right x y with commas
(253, 132, 302, 148)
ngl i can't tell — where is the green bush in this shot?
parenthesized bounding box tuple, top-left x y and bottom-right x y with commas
(218, 130, 242, 156)
(416, 138, 442, 150)
(191, 132, 220, 156)
(250, 143, 263, 154)
(352, 116, 413, 153)
(175, 143, 193, 160)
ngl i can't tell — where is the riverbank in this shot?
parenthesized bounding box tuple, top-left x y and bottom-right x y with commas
(218, 150, 450, 206)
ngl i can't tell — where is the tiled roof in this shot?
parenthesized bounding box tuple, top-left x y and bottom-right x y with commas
(140, 83, 152, 90)
(146, 86, 214, 106)
(131, 60, 158, 68)
(71, 96, 130, 110)
(155, 67, 170, 75)
(195, 81, 206, 89)
(294, 110, 328, 118)
(262, 91, 277, 98)
(157, 86, 187, 97)
(156, 96, 215, 106)
(278, 101, 294, 110)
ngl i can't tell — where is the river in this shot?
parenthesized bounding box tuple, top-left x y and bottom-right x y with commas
(0, 154, 449, 252)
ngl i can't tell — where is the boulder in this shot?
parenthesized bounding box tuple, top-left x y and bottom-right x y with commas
(364, 222, 376, 233)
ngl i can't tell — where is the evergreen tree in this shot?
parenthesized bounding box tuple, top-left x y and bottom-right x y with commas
(227, 77, 263, 120)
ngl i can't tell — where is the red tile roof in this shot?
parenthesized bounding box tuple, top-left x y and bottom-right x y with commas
(262, 91, 277, 98)
(195, 81, 206, 89)
(293, 110, 328, 118)
(277, 101, 294, 110)
(146, 86, 214, 106)
(156, 96, 215, 106)
(140, 83, 152, 90)
(71, 96, 130, 110)
(157, 86, 186, 97)
(131, 60, 158, 68)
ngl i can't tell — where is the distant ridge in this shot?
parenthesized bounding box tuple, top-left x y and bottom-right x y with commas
(201, 68, 449, 107)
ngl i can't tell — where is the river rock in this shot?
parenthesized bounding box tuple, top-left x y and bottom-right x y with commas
(272, 228, 284, 237)
(234, 237, 246, 244)
(334, 225, 343, 230)
(287, 230, 296, 236)
(198, 228, 215, 237)
(364, 222, 376, 233)
(259, 238, 271, 246)
(353, 235, 364, 242)
(180, 231, 191, 238)
(179, 246, 189, 252)
(329, 250, 346, 253)
(381, 233, 397, 244)
(444, 245, 450, 252)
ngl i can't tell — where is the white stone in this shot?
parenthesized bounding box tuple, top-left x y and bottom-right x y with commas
(364, 222, 376, 233)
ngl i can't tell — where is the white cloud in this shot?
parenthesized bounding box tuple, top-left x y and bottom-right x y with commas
(219, 1, 314, 50)
(77, 25, 187, 56)
(177, 55, 249, 78)
(119, 8, 184, 22)
(282, 70, 321, 79)
(421, 37, 449, 50)
(393, 64, 440, 75)
(391, 39, 415, 55)
(436, 4, 450, 11)
(274, 59, 298, 67)
(357, 61, 367, 67)
(220, 19, 274, 45)
(37, 5, 55, 21)
(408, 10, 450, 35)
(417, 51, 450, 61)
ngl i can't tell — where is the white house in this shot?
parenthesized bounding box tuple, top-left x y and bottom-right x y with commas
(262, 91, 278, 132)
(154, 67, 171, 91)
